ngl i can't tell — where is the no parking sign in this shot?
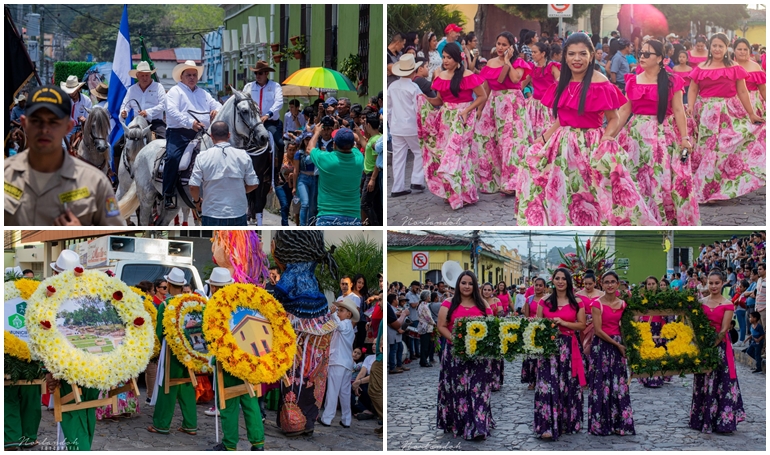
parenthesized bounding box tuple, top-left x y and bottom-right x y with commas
(548, 4, 573, 17)
(412, 252, 429, 271)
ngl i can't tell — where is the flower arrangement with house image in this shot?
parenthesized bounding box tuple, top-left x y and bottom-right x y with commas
(163, 293, 212, 373)
(451, 316, 559, 361)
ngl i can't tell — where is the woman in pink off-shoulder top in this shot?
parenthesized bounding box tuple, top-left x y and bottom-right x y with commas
(734, 38, 766, 117)
(525, 41, 562, 142)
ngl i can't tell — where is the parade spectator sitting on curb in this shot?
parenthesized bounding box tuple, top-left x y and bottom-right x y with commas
(4, 85, 126, 226)
(352, 350, 377, 420)
(320, 296, 359, 428)
(189, 121, 260, 226)
(308, 124, 364, 226)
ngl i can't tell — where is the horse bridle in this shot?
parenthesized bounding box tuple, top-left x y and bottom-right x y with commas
(232, 96, 268, 155)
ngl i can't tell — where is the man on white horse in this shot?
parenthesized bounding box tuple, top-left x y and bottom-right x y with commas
(60, 75, 91, 143)
(120, 61, 167, 139)
(163, 60, 221, 210)
(4, 86, 126, 226)
(243, 61, 284, 161)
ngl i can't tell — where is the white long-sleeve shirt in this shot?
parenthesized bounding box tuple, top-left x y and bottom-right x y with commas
(244, 80, 283, 121)
(165, 82, 222, 130)
(70, 94, 92, 122)
(328, 312, 355, 370)
(120, 81, 166, 122)
(387, 77, 421, 137)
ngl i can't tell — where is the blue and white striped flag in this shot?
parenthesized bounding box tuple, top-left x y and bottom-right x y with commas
(107, 4, 133, 170)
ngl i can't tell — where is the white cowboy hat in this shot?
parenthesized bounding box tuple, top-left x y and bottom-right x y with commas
(392, 54, 423, 77)
(666, 33, 679, 39)
(172, 60, 204, 83)
(50, 250, 82, 273)
(206, 267, 234, 287)
(60, 75, 86, 94)
(336, 296, 361, 323)
(164, 267, 188, 286)
(128, 61, 157, 79)
(15, 95, 26, 104)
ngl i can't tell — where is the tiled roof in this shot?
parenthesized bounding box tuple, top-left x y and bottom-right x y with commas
(387, 231, 469, 247)
(131, 48, 202, 63)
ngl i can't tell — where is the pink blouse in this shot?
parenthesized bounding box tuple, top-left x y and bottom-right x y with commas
(672, 68, 693, 86)
(530, 61, 561, 100)
(591, 299, 626, 336)
(432, 73, 485, 103)
(539, 299, 583, 336)
(745, 71, 766, 92)
(480, 59, 532, 91)
(441, 299, 493, 333)
(625, 73, 686, 116)
(541, 81, 626, 129)
(497, 292, 511, 313)
(703, 303, 732, 332)
(687, 51, 708, 66)
(689, 65, 749, 98)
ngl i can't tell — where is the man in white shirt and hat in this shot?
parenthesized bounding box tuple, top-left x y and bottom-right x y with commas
(206, 266, 234, 298)
(243, 61, 284, 160)
(60, 75, 92, 143)
(10, 95, 26, 124)
(50, 250, 82, 275)
(320, 295, 359, 429)
(121, 61, 167, 139)
(163, 60, 222, 210)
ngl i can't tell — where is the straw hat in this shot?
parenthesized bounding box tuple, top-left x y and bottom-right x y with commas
(129, 61, 157, 78)
(336, 296, 361, 323)
(50, 250, 82, 273)
(93, 82, 109, 101)
(172, 60, 203, 82)
(392, 54, 423, 77)
(60, 76, 86, 94)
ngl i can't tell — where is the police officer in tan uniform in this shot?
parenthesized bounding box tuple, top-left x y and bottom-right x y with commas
(4, 85, 126, 226)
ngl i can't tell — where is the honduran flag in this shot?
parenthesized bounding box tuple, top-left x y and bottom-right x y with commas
(107, 4, 133, 170)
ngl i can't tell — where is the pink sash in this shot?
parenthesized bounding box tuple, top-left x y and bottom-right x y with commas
(724, 341, 737, 380)
(570, 334, 587, 387)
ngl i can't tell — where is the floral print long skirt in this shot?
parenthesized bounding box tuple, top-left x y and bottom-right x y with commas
(437, 346, 496, 440)
(473, 89, 532, 194)
(618, 114, 700, 226)
(526, 97, 553, 141)
(749, 90, 765, 117)
(689, 342, 746, 433)
(521, 358, 537, 384)
(96, 386, 139, 420)
(517, 127, 660, 226)
(691, 96, 765, 202)
(417, 97, 479, 210)
(490, 359, 505, 391)
(587, 336, 635, 435)
(533, 334, 583, 440)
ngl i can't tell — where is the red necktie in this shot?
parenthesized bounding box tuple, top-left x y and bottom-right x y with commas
(258, 87, 264, 112)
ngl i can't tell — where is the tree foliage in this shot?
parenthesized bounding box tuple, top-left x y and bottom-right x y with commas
(315, 236, 383, 297)
(496, 4, 595, 36)
(387, 5, 466, 40)
(653, 4, 749, 36)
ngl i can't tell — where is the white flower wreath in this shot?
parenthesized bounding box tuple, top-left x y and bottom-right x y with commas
(522, 319, 547, 355)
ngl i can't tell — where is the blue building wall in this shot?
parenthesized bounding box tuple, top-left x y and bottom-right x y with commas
(202, 26, 224, 97)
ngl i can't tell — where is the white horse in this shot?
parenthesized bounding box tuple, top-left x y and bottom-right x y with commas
(115, 115, 152, 201)
(118, 89, 269, 226)
(74, 106, 112, 177)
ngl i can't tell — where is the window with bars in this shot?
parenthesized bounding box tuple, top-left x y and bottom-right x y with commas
(357, 5, 370, 94)
(300, 4, 309, 69)
(324, 5, 338, 69)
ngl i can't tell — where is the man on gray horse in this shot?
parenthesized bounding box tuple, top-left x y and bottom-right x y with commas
(120, 61, 167, 139)
(163, 60, 220, 210)
(243, 61, 284, 161)
(60, 75, 92, 143)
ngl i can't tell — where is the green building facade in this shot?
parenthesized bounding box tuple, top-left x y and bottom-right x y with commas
(222, 4, 382, 112)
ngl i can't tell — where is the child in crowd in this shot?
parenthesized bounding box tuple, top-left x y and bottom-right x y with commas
(744, 311, 765, 373)
(320, 296, 359, 427)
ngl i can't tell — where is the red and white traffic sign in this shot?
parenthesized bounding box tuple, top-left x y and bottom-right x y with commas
(412, 251, 429, 271)
(548, 4, 573, 17)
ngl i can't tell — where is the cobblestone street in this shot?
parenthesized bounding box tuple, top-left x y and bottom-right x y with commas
(387, 351, 766, 451)
(386, 153, 767, 227)
(29, 385, 381, 451)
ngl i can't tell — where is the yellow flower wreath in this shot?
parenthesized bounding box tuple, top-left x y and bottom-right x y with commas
(203, 283, 297, 384)
(163, 293, 212, 373)
(130, 286, 161, 359)
(4, 330, 31, 361)
(4, 279, 40, 301)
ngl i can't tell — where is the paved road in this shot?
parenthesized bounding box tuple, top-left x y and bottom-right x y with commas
(387, 351, 766, 451)
(386, 153, 766, 227)
(29, 385, 381, 451)
(129, 208, 285, 227)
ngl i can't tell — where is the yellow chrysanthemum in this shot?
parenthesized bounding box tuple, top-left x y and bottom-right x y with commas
(4, 331, 31, 361)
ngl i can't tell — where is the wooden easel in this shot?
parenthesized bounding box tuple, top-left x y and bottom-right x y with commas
(4, 376, 47, 394)
(164, 344, 198, 394)
(52, 378, 140, 423)
(215, 360, 260, 410)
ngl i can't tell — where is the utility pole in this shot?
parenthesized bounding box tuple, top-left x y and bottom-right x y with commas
(471, 230, 480, 278)
(527, 232, 533, 283)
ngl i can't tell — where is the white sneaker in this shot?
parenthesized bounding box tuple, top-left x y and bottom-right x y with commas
(204, 407, 219, 416)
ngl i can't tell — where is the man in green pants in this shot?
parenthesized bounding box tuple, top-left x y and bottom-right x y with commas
(4, 382, 42, 449)
(207, 267, 265, 451)
(54, 381, 100, 450)
(370, 319, 384, 437)
(148, 267, 198, 435)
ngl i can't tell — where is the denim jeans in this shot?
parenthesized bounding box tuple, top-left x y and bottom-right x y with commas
(747, 342, 764, 369)
(273, 181, 291, 226)
(162, 127, 197, 197)
(316, 215, 361, 226)
(388, 343, 397, 371)
(296, 173, 317, 226)
(201, 214, 248, 226)
(735, 308, 747, 342)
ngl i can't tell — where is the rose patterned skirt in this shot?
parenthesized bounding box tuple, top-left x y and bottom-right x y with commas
(437, 346, 496, 440)
(473, 89, 532, 194)
(691, 96, 765, 202)
(490, 359, 505, 391)
(417, 97, 479, 210)
(521, 358, 537, 384)
(689, 342, 746, 433)
(749, 90, 765, 117)
(533, 334, 584, 440)
(526, 97, 554, 141)
(618, 114, 700, 226)
(587, 336, 635, 436)
(517, 126, 660, 226)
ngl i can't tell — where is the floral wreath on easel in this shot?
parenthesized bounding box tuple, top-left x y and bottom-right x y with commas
(26, 269, 154, 390)
(203, 283, 297, 384)
(163, 293, 212, 373)
(129, 286, 161, 359)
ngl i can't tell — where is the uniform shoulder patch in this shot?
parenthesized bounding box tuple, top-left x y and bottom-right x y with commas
(105, 196, 120, 217)
(4, 181, 23, 200)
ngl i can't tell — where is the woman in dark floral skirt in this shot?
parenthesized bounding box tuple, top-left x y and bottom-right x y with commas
(689, 269, 746, 433)
(587, 271, 635, 435)
(436, 271, 496, 440)
(482, 282, 504, 391)
(521, 277, 549, 389)
(533, 268, 587, 440)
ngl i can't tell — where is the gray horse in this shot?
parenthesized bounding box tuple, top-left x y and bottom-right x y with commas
(76, 106, 112, 176)
(118, 89, 269, 226)
(115, 115, 152, 201)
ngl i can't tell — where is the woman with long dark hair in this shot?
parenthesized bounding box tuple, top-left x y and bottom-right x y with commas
(481, 282, 504, 391)
(614, 39, 699, 226)
(525, 41, 561, 139)
(687, 33, 765, 203)
(672, 48, 693, 105)
(521, 277, 548, 390)
(418, 32, 442, 81)
(436, 271, 495, 440)
(351, 274, 370, 349)
(496, 281, 512, 315)
(576, 270, 604, 363)
(418, 43, 487, 210)
(690, 269, 746, 433)
(533, 268, 587, 440)
(474, 31, 533, 195)
(517, 33, 657, 226)
(733, 38, 766, 117)
(687, 36, 709, 66)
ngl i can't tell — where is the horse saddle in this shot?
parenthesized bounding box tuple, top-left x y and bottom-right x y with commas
(155, 139, 201, 186)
